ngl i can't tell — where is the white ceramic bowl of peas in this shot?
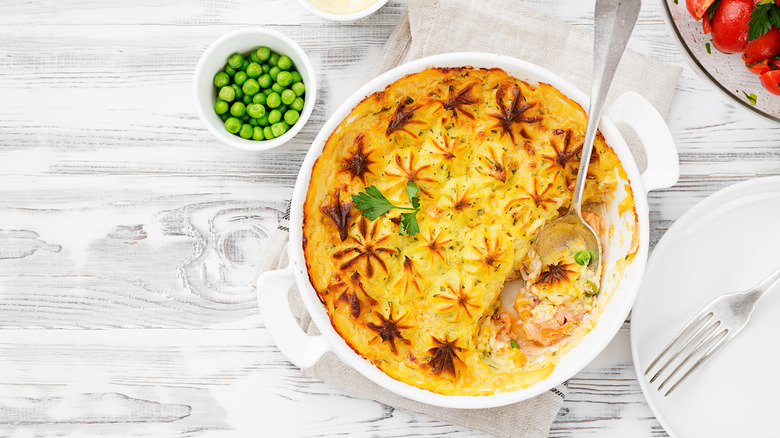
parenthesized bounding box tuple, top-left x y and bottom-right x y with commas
(194, 28, 316, 151)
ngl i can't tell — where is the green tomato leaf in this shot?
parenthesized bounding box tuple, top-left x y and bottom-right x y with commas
(747, 2, 774, 40)
(769, 4, 780, 29)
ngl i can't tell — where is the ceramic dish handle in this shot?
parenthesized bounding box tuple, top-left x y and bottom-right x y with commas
(257, 266, 331, 368)
(604, 91, 680, 192)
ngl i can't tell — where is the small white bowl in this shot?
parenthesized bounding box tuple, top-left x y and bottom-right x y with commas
(295, 0, 389, 22)
(194, 28, 316, 151)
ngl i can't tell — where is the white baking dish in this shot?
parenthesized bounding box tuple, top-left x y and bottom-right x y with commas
(257, 52, 679, 409)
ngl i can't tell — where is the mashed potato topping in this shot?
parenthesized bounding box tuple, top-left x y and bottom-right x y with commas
(303, 67, 637, 395)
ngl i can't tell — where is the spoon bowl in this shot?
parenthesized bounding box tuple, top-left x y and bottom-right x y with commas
(534, 212, 601, 275)
(532, 0, 640, 291)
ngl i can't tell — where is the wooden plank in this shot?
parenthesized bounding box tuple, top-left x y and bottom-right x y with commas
(1, 0, 778, 435)
(0, 327, 663, 437)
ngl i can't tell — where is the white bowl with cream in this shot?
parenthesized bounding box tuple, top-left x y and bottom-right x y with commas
(295, 0, 389, 21)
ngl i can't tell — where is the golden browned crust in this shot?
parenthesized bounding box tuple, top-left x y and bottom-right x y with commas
(302, 67, 636, 395)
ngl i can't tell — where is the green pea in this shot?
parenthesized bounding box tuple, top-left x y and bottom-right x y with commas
(278, 104, 287, 114)
(276, 71, 293, 87)
(253, 93, 267, 105)
(256, 46, 271, 61)
(266, 92, 281, 108)
(261, 64, 270, 73)
(291, 71, 302, 83)
(271, 122, 287, 137)
(220, 113, 230, 121)
(252, 126, 265, 140)
(292, 81, 305, 97)
(249, 51, 260, 63)
(269, 66, 281, 81)
(214, 72, 230, 88)
(234, 71, 248, 86)
(225, 65, 236, 76)
(239, 123, 253, 139)
(224, 117, 241, 134)
(231, 84, 243, 100)
(241, 114, 250, 122)
(242, 94, 252, 104)
(248, 118, 258, 127)
(574, 250, 592, 266)
(269, 52, 280, 66)
(247, 62, 262, 78)
(240, 59, 250, 71)
(268, 109, 282, 124)
(230, 101, 246, 117)
(281, 89, 295, 105)
(247, 103, 266, 119)
(271, 83, 284, 94)
(584, 281, 599, 297)
(284, 109, 300, 125)
(218, 86, 236, 102)
(256, 114, 269, 126)
(281, 121, 290, 130)
(228, 53, 244, 69)
(258, 74, 272, 89)
(214, 99, 229, 115)
(263, 126, 274, 139)
(291, 97, 304, 112)
(242, 78, 260, 95)
(277, 55, 293, 70)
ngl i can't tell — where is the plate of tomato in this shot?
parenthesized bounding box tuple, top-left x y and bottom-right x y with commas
(663, 0, 780, 122)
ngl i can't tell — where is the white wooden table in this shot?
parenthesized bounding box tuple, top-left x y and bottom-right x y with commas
(1, 1, 778, 436)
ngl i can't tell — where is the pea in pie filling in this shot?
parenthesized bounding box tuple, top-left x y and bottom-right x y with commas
(303, 67, 638, 395)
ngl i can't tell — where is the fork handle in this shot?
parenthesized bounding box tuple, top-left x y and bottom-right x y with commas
(746, 265, 780, 303)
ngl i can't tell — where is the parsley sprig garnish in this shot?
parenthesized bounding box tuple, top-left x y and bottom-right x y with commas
(352, 181, 421, 236)
(748, 0, 780, 41)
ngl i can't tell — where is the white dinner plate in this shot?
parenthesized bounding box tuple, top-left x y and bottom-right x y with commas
(631, 177, 780, 437)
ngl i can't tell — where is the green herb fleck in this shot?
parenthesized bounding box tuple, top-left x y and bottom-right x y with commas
(705, 42, 711, 54)
(510, 339, 519, 349)
(707, 0, 721, 21)
(352, 181, 421, 236)
(742, 91, 758, 105)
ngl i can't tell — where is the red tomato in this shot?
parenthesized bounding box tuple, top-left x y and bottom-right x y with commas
(770, 58, 780, 69)
(759, 70, 780, 95)
(688, 0, 718, 19)
(711, 0, 752, 53)
(743, 27, 780, 63)
(746, 59, 772, 74)
(703, 13, 712, 34)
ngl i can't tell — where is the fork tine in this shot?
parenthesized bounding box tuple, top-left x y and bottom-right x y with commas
(655, 320, 721, 387)
(644, 311, 712, 376)
(658, 325, 727, 391)
(649, 318, 719, 384)
(663, 329, 730, 396)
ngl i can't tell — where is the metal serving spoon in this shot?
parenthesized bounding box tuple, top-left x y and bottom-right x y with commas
(533, 0, 640, 286)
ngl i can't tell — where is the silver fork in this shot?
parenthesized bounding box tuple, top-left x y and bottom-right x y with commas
(644, 265, 780, 396)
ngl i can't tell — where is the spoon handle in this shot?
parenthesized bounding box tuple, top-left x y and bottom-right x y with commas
(570, 0, 641, 215)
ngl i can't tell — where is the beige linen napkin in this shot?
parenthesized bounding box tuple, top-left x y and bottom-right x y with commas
(260, 1, 682, 437)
